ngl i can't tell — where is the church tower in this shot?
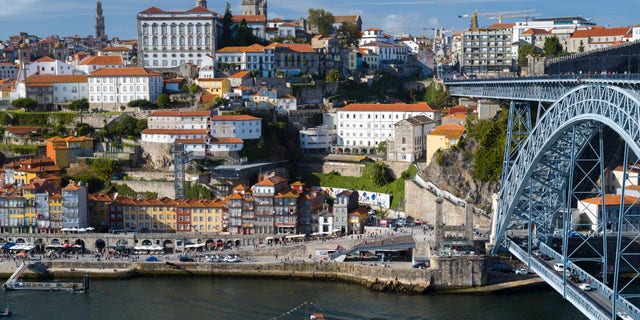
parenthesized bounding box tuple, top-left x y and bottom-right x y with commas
(95, 1, 106, 39)
(241, 0, 267, 17)
(195, 0, 207, 8)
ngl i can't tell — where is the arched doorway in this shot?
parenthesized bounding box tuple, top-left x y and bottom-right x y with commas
(163, 239, 175, 253)
(95, 239, 106, 252)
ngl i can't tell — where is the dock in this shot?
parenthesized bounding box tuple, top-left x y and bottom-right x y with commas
(3, 262, 88, 292)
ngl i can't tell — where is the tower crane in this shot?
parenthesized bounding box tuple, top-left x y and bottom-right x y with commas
(458, 9, 536, 29)
(488, 13, 541, 23)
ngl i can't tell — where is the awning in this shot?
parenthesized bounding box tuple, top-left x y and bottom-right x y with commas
(264, 237, 274, 240)
(2, 242, 15, 249)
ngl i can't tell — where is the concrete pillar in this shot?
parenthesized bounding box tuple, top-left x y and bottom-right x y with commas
(435, 197, 444, 247)
(465, 203, 473, 241)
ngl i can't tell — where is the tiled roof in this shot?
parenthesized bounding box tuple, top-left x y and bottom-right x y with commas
(232, 15, 266, 23)
(429, 124, 465, 139)
(35, 56, 55, 62)
(211, 115, 261, 121)
(139, 6, 164, 14)
(211, 137, 243, 144)
(273, 43, 315, 53)
(488, 23, 516, 29)
(334, 15, 359, 24)
(149, 110, 211, 117)
(339, 102, 435, 113)
(6, 126, 39, 134)
(99, 46, 130, 51)
(216, 46, 251, 53)
(63, 182, 84, 191)
(229, 71, 250, 78)
(582, 194, 640, 206)
(197, 77, 226, 82)
(26, 74, 88, 84)
(89, 67, 161, 77)
(186, 6, 212, 13)
(572, 27, 630, 38)
(79, 56, 123, 66)
(141, 129, 207, 135)
(522, 28, 551, 35)
(444, 113, 468, 119)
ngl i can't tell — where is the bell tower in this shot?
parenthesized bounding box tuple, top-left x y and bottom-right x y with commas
(195, 0, 207, 8)
(95, 1, 106, 39)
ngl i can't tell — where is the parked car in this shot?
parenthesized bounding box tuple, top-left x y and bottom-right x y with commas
(206, 255, 222, 262)
(224, 255, 241, 263)
(179, 256, 195, 262)
(515, 268, 529, 275)
(578, 283, 593, 291)
(144, 256, 159, 262)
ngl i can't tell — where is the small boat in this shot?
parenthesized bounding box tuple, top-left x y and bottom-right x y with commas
(309, 314, 324, 320)
(0, 305, 11, 317)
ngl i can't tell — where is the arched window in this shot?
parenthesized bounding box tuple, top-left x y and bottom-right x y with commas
(162, 36, 167, 46)
(179, 36, 185, 46)
(171, 36, 176, 46)
(161, 23, 167, 35)
(196, 36, 201, 46)
(188, 36, 193, 46)
(152, 36, 157, 46)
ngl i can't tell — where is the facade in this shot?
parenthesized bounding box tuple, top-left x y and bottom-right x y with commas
(4, 157, 62, 186)
(141, 129, 208, 144)
(146, 110, 211, 130)
(576, 194, 640, 232)
(196, 77, 230, 96)
(137, 4, 218, 68)
(359, 28, 391, 46)
(241, 0, 267, 16)
(0, 63, 17, 80)
(567, 27, 632, 52)
(77, 56, 124, 74)
(425, 124, 466, 164)
(333, 190, 358, 234)
(45, 136, 94, 169)
(459, 24, 514, 77)
(21, 74, 88, 109)
(299, 125, 336, 153)
(62, 182, 88, 229)
(387, 115, 437, 163)
(210, 114, 262, 140)
(21, 56, 78, 81)
(335, 102, 440, 153)
(88, 67, 163, 110)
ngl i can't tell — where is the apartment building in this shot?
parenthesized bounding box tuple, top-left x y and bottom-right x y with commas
(88, 67, 163, 110)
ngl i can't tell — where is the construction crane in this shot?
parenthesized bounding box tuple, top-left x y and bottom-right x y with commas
(458, 9, 536, 29)
(488, 13, 541, 23)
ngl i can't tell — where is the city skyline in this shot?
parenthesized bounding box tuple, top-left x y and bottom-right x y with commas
(0, 0, 638, 41)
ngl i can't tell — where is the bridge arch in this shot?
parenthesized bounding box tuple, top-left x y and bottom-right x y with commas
(493, 84, 640, 318)
(495, 84, 640, 245)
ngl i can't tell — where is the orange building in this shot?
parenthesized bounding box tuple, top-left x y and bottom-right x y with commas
(45, 136, 94, 168)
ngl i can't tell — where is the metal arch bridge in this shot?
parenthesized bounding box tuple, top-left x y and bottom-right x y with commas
(446, 77, 640, 320)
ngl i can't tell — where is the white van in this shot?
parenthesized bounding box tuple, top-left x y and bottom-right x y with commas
(553, 263, 564, 272)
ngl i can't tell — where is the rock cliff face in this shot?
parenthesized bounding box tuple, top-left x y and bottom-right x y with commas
(421, 139, 500, 212)
(140, 141, 174, 170)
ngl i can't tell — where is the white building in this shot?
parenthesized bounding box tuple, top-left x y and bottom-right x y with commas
(77, 56, 124, 74)
(299, 125, 336, 153)
(0, 62, 17, 80)
(216, 44, 275, 77)
(210, 114, 262, 140)
(146, 110, 211, 130)
(20, 56, 79, 81)
(359, 28, 392, 46)
(334, 102, 440, 153)
(387, 115, 437, 163)
(88, 67, 163, 110)
(359, 42, 409, 66)
(20, 74, 88, 109)
(140, 128, 208, 143)
(175, 137, 210, 158)
(210, 137, 244, 152)
(137, 4, 218, 68)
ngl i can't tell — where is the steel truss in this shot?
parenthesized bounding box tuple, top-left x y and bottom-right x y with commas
(494, 84, 640, 319)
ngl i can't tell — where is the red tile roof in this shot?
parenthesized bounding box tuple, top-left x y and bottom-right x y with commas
(340, 102, 436, 113)
(142, 129, 207, 135)
(149, 110, 211, 117)
(429, 124, 465, 139)
(35, 56, 55, 62)
(232, 15, 266, 23)
(211, 115, 261, 121)
(99, 46, 130, 52)
(211, 137, 243, 144)
(89, 67, 161, 77)
(79, 56, 123, 66)
(6, 126, 39, 135)
(522, 28, 551, 35)
(186, 6, 213, 13)
(229, 71, 250, 78)
(582, 194, 640, 206)
(572, 27, 630, 38)
(139, 6, 164, 14)
(26, 74, 88, 84)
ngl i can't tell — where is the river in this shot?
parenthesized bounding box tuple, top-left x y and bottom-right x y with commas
(1, 276, 587, 320)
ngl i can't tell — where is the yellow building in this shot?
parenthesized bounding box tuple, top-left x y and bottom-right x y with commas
(88, 193, 116, 232)
(185, 199, 224, 233)
(5, 157, 62, 186)
(426, 124, 466, 165)
(196, 78, 231, 96)
(48, 193, 64, 232)
(145, 198, 177, 233)
(45, 136, 94, 169)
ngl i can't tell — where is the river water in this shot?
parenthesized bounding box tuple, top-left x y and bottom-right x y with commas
(2, 276, 587, 320)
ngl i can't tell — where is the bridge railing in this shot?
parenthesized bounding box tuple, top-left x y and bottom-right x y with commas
(444, 73, 640, 84)
(508, 240, 610, 320)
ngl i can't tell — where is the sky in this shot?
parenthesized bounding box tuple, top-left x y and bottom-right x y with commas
(0, 0, 639, 41)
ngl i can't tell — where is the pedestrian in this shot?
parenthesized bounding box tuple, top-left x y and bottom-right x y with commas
(275, 254, 278, 260)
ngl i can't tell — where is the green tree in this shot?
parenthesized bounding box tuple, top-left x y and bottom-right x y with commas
(88, 158, 120, 181)
(156, 93, 170, 108)
(517, 43, 541, 68)
(190, 83, 199, 94)
(369, 161, 391, 187)
(235, 19, 260, 46)
(307, 8, 335, 36)
(75, 123, 94, 136)
(578, 40, 585, 53)
(220, 2, 234, 48)
(11, 97, 37, 111)
(377, 140, 387, 153)
(326, 69, 340, 82)
(128, 99, 151, 110)
(68, 98, 89, 112)
(337, 22, 361, 47)
(543, 36, 563, 57)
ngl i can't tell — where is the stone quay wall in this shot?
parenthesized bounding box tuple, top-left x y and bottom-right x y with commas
(13, 255, 486, 293)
